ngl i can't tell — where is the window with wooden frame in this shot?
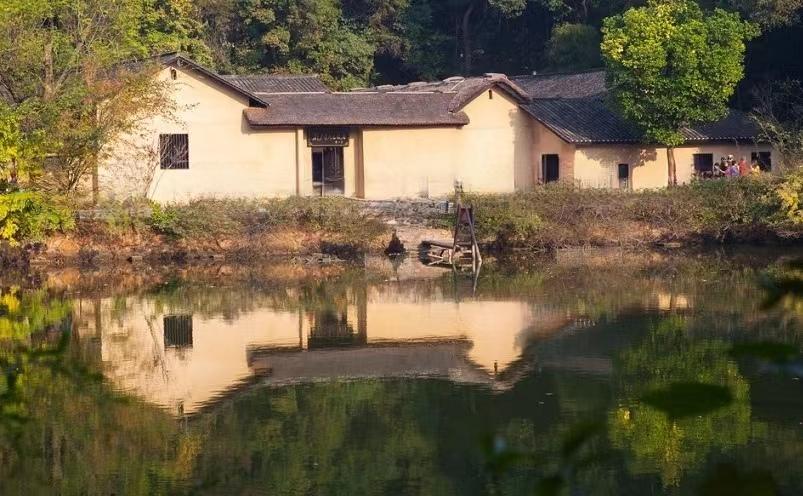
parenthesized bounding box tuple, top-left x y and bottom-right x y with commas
(159, 134, 189, 169)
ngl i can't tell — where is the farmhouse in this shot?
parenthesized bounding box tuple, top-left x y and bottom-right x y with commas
(99, 54, 775, 202)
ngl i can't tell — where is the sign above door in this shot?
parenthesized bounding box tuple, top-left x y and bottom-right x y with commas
(307, 127, 350, 147)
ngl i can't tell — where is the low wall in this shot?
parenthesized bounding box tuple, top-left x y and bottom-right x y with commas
(354, 198, 455, 221)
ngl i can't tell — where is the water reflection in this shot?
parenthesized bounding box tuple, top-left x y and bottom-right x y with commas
(72, 279, 570, 414)
(1, 249, 801, 495)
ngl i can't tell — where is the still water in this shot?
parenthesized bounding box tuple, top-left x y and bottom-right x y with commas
(1, 249, 802, 495)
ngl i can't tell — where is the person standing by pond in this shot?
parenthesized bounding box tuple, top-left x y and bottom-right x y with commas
(727, 159, 740, 177)
(738, 156, 750, 176)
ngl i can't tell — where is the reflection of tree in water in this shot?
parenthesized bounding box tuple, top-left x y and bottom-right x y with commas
(0, 287, 72, 340)
(762, 258, 803, 317)
(609, 316, 751, 487)
(0, 292, 193, 495)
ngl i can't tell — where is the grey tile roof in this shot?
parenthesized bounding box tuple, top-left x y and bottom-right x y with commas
(156, 53, 271, 107)
(512, 70, 607, 99)
(351, 73, 530, 111)
(244, 93, 470, 127)
(221, 74, 329, 94)
(522, 97, 760, 144)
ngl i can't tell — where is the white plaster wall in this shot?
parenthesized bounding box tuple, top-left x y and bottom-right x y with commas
(573, 143, 778, 190)
(99, 67, 298, 202)
(360, 88, 534, 199)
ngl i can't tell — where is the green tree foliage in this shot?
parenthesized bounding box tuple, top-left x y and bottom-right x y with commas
(752, 79, 803, 168)
(0, 191, 74, 245)
(601, 0, 759, 185)
(0, 0, 202, 196)
(139, 0, 214, 64)
(720, 0, 803, 29)
(197, 0, 375, 90)
(0, 102, 44, 186)
(545, 23, 602, 71)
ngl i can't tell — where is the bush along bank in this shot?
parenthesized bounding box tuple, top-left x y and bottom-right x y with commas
(17, 197, 391, 266)
(5, 174, 803, 267)
(456, 176, 803, 250)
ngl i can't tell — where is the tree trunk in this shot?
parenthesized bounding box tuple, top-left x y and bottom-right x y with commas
(43, 30, 55, 101)
(461, 2, 476, 75)
(91, 160, 99, 205)
(667, 146, 678, 187)
(9, 157, 18, 185)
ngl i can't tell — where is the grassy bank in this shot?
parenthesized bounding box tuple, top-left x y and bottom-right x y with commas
(4, 176, 803, 268)
(24, 197, 390, 266)
(459, 177, 803, 249)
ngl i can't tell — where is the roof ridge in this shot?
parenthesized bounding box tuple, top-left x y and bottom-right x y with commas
(223, 73, 322, 79)
(512, 68, 606, 79)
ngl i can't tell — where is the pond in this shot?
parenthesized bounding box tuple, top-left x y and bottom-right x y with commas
(1, 249, 801, 495)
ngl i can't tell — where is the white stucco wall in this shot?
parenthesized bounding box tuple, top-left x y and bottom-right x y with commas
(100, 67, 298, 202)
(531, 120, 577, 183)
(360, 88, 533, 199)
(574, 143, 778, 190)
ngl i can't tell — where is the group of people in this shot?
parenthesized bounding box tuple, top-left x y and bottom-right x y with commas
(711, 155, 761, 178)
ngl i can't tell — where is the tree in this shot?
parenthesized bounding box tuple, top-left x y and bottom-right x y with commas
(452, 0, 529, 74)
(200, 0, 376, 90)
(0, 102, 44, 187)
(139, 0, 214, 64)
(717, 0, 803, 29)
(545, 23, 601, 71)
(601, 0, 759, 186)
(752, 79, 803, 169)
(0, 0, 185, 199)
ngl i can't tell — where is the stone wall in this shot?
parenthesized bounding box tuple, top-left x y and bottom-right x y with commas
(354, 198, 454, 223)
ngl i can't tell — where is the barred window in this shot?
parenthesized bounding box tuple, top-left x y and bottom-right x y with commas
(159, 134, 189, 170)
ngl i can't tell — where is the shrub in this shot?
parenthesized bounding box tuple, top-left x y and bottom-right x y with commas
(459, 177, 786, 248)
(460, 192, 543, 245)
(0, 191, 74, 246)
(775, 169, 803, 224)
(146, 197, 387, 246)
(98, 198, 151, 236)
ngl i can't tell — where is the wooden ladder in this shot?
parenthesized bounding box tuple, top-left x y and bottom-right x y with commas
(451, 203, 482, 272)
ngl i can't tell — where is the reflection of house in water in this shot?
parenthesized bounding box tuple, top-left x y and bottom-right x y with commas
(163, 315, 194, 348)
(72, 283, 581, 416)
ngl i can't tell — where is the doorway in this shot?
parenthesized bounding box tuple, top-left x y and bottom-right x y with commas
(618, 163, 631, 190)
(312, 147, 345, 196)
(542, 154, 560, 183)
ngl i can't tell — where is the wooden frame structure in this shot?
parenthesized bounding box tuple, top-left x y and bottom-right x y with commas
(423, 202, 482, 272)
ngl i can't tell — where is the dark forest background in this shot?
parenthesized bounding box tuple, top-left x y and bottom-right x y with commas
(164, 0, 803, 106)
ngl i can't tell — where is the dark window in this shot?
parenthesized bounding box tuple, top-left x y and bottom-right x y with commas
(751, 151, 772, 171)
(169, 68, 177, 80)
(693, 153, 714, 173)
(618, 163, 630, 189)
(542, 154, 560, 183)
(159, 134, 189, 170)
(488, 90, 493, 100)
(164, 315, 193, 348)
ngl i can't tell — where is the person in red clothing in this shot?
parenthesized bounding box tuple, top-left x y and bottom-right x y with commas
(738, 156, 751, 176)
